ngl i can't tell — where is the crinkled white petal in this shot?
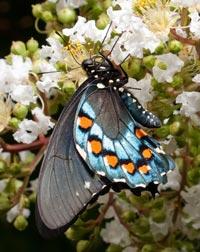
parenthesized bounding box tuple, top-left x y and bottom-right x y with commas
(36, 61, 61, 93)
(32, 107, 55, 133)
(101, 218, 131, 246)
(176, 91, 200, 125)
(6, 204, 30, 223)
(153, 53, 184, 83)
(192, 73, 200, 83)
(10, 84, 36, 105)
(63, 16, 111, 43)
(158, 167, 181, 192)
(13, 119, 40, 144)
(189, 10, 200, 39)
(171, 0, 200, 7)
(125, 74, 153, 108)
(40, 37, 67, 64)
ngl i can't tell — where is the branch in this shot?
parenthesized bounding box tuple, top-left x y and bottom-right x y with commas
(0, 135, 49, 153)
(170, 29, 196, 46)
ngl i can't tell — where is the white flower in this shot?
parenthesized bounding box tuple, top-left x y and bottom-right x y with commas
(40, 37, 66, 64)
(10, 84, 36, 105)
(125, 74, 153, 108)
(192, 73, 200, 83)
(0, 56, 32, 94)
(63, 16, 111, 43)
(32, 107, 55, 133)
(6, 203, 30, 223)
(189, 10, 200, 39)
(176, 91, 200, 125)
(13, 119, 40, 144)
(139, 1, 180, 42)
(158, 167, 182, 192)
(36, 61, 61, 93)
(181, 184, 200, 230)
(13, 111, 54, 144)
(106, 5, 160, 62)
(101, 218, 131, 246)
(153, 53, 184, 83)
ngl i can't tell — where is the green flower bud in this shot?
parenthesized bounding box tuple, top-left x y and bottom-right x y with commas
(187, 168, 200, 185)
(154, 43, 165, 54)
(122, 58, 143, 78)
(9, 117, 21, 128)
(106, 244, 123, 252)
(122, 210, 136, 222)
(152, 197, 164, 210)
(171, 74, 183, 88)
(26, 38, 39, 54)
(57, 8, 76, 24)
(41, 11, 54, 22)
(22, 196, 30, 208)
(157, 61, 168, 70)
(9, 162, 21, 174)
(62, 80, 76, 96)
(29, 192, 37, 203)
(32, 4, 43, 18)
(141, 244, 155, 252)
(13, 103, 28, 120)
(143, 55, 156, 69)
(76, 240, 90, 252)
(168, 40, 183, 53)
(103, 0, 112, 9)
(65, 226, 89, 241)
(11, 41, 27, 56)
(22, 152, 35, 164)
(55, 61, 67, 71)
(169, 121, 182, 136)
(0, 193, 10, 211)
(156, 125, 170, 138)
(96, 13, 109, 29)
(14, 215, 28, 231)
(0, 160, 7, 173)
(92, 3, 103, 18)
(151, 209, 166, 223)
(133, 217, 150, 234)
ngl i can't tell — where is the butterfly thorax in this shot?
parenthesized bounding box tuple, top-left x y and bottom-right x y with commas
(82, 55, 128, 88)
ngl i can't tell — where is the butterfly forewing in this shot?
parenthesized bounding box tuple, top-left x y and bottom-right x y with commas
(36, 79, 108, 237)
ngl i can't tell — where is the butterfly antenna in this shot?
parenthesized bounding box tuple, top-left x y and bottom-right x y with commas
(99, 21, 113, 53)
(120, 53, 130, 65)
(106, 32, 124, 57)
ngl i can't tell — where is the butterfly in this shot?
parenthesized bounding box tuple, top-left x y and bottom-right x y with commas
(36, 53, 175, 238)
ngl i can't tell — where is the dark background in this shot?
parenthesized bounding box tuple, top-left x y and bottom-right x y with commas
(0, 0, 74, 251)
(0, 0, 46, 57)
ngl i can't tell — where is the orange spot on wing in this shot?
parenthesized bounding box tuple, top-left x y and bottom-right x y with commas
(122, 162, 135, 174)
(142, 148, 152, 159)
(89, 140, 102, 154)
(79, 116, 93, 129)
(138, 165, 150, 174)
(105, 155, 118, 168)
(135, 128, 147, 139)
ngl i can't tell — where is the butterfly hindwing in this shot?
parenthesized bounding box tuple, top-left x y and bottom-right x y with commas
(74, 85, 175, 189)
(36, 79, 108, 238)
(119, 88, 161, 128)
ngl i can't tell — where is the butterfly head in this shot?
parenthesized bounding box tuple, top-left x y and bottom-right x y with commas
(82, 55, 128, 87)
